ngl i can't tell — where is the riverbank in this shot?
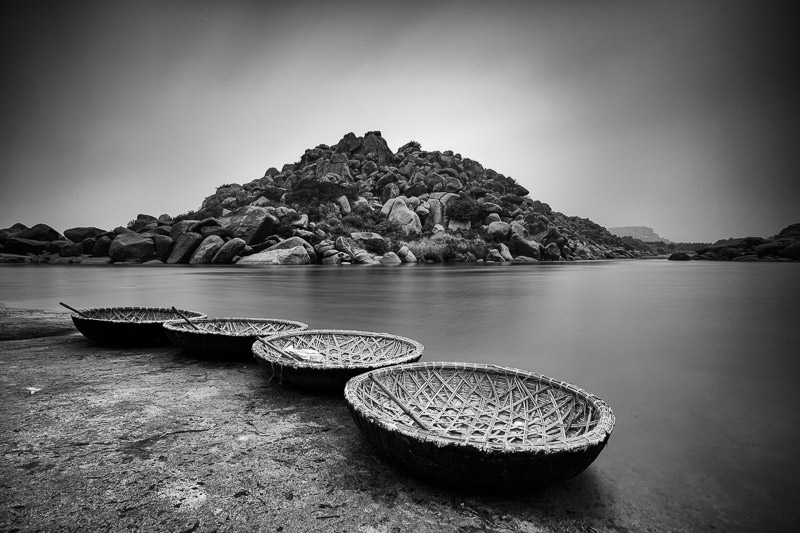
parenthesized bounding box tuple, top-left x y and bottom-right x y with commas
(0, 305, 669, 533)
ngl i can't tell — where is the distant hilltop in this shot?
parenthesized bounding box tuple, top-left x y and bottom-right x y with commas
(608, 226, 671, 243)
(0, 130, 691, 265)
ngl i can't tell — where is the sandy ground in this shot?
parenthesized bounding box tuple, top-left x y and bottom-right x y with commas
(1, 307, 650, 533)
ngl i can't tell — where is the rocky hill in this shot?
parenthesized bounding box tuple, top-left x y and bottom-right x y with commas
(608, 226, 670, 243)
(0, 131, 665, 265)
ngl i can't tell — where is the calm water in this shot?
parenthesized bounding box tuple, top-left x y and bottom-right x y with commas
(2, 260, 799, 531)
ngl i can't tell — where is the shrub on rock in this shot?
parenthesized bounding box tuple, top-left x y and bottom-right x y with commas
(350, 232, 387, 255)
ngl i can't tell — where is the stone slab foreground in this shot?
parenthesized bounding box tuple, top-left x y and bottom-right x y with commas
(1, 307, 646, 533)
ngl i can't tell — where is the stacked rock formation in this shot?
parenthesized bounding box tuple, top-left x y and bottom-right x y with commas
(0, 131, 682, 265)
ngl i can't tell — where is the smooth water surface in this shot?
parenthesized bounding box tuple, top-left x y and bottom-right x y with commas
(2, 260, 798, 531)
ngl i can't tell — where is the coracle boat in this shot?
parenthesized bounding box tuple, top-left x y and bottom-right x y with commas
(252, 329, 424, 392)
(66, 306, 207, 345)
(344, 361, 615, 491)
(163, 317, 309, 358)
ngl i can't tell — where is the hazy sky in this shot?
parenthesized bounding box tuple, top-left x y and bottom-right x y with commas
(2, 0, 797, 242)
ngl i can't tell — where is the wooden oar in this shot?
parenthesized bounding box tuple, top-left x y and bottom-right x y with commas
(255, 336, 304, 361)
(59, 302, 89, 318)
(369, 374, 430, 431)
(171, 306, 201, 331)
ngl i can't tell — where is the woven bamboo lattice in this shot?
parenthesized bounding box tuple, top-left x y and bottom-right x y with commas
(252, 329, 424, 391)
(253, 330, 424, 368)
(70, 306, 206, 345)
(163, 318, 308, 358)
(164, 317, 308, 337)
(344, 361, 615, 490)
(77, 307, 206, 323)
(347, 361, 613, 450)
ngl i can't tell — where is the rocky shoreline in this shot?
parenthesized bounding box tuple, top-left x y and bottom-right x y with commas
(667, 223, 800, 262)
(1, 131, 657, 266)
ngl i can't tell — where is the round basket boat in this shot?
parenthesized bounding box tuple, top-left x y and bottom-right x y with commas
(69, 307, 207, 345)
(252, 329, 424, 392)
(344, 361, 615, 492)
(163, 317, 309, 358)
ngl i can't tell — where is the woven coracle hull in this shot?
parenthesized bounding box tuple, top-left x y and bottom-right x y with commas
(261, 365, 376, 392)
(163, 318, 309, 358)
(344, 362, 615, 492)
(70, 307, 206, 345)
(252, 329, 424, 393)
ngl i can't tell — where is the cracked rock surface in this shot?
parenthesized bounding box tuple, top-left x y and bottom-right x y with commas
(2, 306, 638, 533)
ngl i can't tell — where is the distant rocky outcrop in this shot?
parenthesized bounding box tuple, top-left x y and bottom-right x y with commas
(608, 226, 670, 243)
(7, 131, 789, 266)
(667, 223, 800, 262)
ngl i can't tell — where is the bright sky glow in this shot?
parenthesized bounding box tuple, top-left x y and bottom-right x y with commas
(2, 0, 797, 242)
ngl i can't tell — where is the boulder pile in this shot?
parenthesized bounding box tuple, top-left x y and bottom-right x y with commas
(1, 131, 670, 265)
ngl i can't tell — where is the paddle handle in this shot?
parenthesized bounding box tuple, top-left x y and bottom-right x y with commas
(256, 337, 304, 361)
(369, 374, 430, 431)
(171, 306, 201, 331)
(59, 302, 89, 317)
